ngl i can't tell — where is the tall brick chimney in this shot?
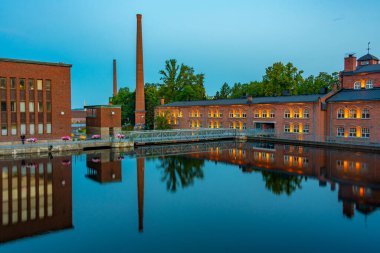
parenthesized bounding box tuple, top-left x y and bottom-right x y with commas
(134, 14, 146, 129)
(344, 54, 357, 72)
(113, 59, 117, 97)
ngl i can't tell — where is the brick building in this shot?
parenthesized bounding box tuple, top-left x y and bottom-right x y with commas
(0, 58, 72, 142)
(85, 105, 121, 139)
(155, 51, 380, 143)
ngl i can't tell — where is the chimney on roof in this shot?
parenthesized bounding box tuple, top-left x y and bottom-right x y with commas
(160, 98, 165, 105)
(344, 53, 357, 72)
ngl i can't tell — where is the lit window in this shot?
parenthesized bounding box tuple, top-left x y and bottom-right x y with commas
(303, 109, 309, 118)
(366, 80, 373, 89)
(28, 79, 34, 90)
(294, 124, 299, 133)
(361, 128, 370, 138)
(354, 82, 361, 89)
(349, 109, 357, 119)
(284, 124, 290, 133)
(337, 127, 344, 137)
(262, 110, 267, 118)
(19, 79, 25, 90)
(284, 109, 290, 118)
(303, 124, 309, 133)
(337, 108, 344, 119)
(362, 108, 370, 119)
(37, 80, 43, 90)
(349, 128, 356, 137)
(270, 110, 275, 118)
(45, 80, 51, 91)
(254, 110, 259, 118)
(294, 109, 299, 118)
(29, 102, 35, 112)
(0, 77, 6, 89)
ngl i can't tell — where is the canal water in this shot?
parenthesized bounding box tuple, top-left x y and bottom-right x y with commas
(1, 141, 380, 253)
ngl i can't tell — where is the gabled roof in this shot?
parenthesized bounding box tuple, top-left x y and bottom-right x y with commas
(326, 88, 380, 102)
(158, 94, 325, 108)
(357, 53, 379, 61)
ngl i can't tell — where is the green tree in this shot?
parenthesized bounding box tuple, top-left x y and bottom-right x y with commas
(261, 171, 303, 196)
(219, 82, 231, 99)
(145, 83, 160, 130)
(154, 111, 172, 130)
(112, 87, 135, 127)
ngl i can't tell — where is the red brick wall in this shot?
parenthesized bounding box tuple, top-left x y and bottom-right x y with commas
(86, 107, 121, 128)
(342, 72, 380, 89)
(0, 60, 71, 142)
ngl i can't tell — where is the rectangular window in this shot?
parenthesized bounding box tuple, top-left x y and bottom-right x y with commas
(229, 112, 234, 118)
(11, 102, 16, 112)
(0, 77, 6, 89)
(38, 102, 43, 112)
(262, 111, 267, 118)
(284, 124, 290, 133)
(219, 112, 223, 118)
(349, 128, 356, 137)
(254, 111, 259, 118)
(45, 80, 51, 90)
(1, 125, 7, 135)
(337, 127, 345, 137)
(29, 79, 34, 90)
(284, 111, 290, 118)
(11, 124, 17, 135)
(242, 113, 247, 118)
(10, 78, 16, 89)
(46, 123, 52, 134)
(242, 123, 247, 130)
(38, 123, 43, 134)
(361, 128, 370, 138)
(29, 102, 35, 112)
(294, 124, 299, 133)
(1, 102, 6, 112)
(20, 124, 26, 135)
(303, 124, 309, 133)
(30, 124, 35, 135)
(19, 79, 25, 90)
(20, 102, 26, 113)
(270, 111, 275, 118)
(294, 110, 299, 118)
(37, 80, 43, 90)
(46, 102, 51, 112)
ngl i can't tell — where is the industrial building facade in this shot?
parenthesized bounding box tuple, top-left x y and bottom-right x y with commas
(0, 58, 72, 142)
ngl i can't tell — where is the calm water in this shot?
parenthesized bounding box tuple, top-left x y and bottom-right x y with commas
(1, 141, 380, 253)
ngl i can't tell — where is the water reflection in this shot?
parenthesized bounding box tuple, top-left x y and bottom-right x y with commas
(85, 150, 124, 184)
(0, 154, 72, 243)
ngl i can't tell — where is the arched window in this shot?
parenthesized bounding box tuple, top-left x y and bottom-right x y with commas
(349, 109, 357, 119)
(366, 80, 373, 89)
(254, 110, 259, 118)
(293, 109, 299, 118)
(284, 109, 290, 118)
(362, 108, 370, 119)
(354, 81, 361, 90)
(262, 110, 267, 118)
(337, 108, 344, 119)
(270, 110, 275, 118)
(303, 109, 309, 118)
(293, 123, 300, 133)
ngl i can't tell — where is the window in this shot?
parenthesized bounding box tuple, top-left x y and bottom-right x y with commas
(29, 79, 34, 90)
(46, 123, 52, 134)
(230, 122, 234, 129)
(349, 109, 357, 119)
(354, 81, 361, 89)
(362, 108, 370, 119)
(303, 124, 309, 133)
(337, 127, 344, 137)
(208, 112, 211, 118)
(219, 112, 223, 118)
(361, 128, 370, 138)
(20, 102, 25, 113)
(349, 127, 356, 137)
(45, 80, 51, 90)
(284, 124, 290, 133)
(20, 124, 26, 135)
(294, 124, 299, 133)
(1, 125, 7, 135)
(46, 102, 51, 112)
(254, 110, 259, 118)
(37, 79, 43, 90)
(0, 77, 6, 89)
(293, 109, 299, 118)
(337, 108, 344, 119)
(10, 78, 16, 89)
(30, 124, 35, 135)
(213, 112, 217, 118)
(19, 79, 25, 90)
(229, 112, 234, 118)
(38, 102, 43, 112)
(29, 102, 35, 112)
(262, 110, 267, 118)
(243, 123, 247, 130)
(11, 124, 17, 135)
(38, 123, 43, 134)
(1, 102, 6, 112)
(270, 110, 275, 118)
(11, 102, 16, 112)
(242, 112, 247, 118)
(284, 109, 290, 118)
(303, 109, 309, 118)
(214, 122, 218, 129)
(209, 122, 212, 128)
(366, 80, 373, 89)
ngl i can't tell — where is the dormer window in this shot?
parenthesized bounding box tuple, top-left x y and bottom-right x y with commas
(366, 80, 373, 89)
(354, 81, 361, 89)
(361, 61, 369, 65)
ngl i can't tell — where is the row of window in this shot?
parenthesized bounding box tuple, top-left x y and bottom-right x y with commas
(337, 127, 370, 138)
(0, 101, 51, 113)
(229, 122, 247, 130)
(284, 123, 310, 133)
(337, 108, 370, 119)
(354, 80, 373, 90)
(254, 109, 276, 119)
(284, 155, 309, 168)
(336, 160, 368, 171)
(0, 78, 51, 91)
(1, 123, 52, 136)
(284, 109, 309, 119)
(229, 112, 246, 118)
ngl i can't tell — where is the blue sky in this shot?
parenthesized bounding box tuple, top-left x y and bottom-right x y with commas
(1, 0, 380, 108)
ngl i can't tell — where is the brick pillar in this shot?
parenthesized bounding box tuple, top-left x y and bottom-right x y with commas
(137, 157, 144, 232)
(134, 14, 146, 129)
(113, 59, 117, 97)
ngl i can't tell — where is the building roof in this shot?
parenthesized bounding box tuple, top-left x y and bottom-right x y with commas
(326, 88, 380, 102)
(342, 64, 380, 76)
(158, 94, 325, 108)
(357, 53, 379, 61)
(84, 105, 121, 109)
(0, 58, 72, 67)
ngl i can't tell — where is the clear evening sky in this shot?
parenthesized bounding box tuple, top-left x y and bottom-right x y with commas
(1, 0, 379, 108)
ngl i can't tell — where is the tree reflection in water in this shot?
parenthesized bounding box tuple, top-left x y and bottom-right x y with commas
(261, 171, 303, 196)
(157, 156, 204, 192)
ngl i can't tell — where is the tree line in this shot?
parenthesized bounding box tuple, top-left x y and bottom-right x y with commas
(112, 60, 338, 130)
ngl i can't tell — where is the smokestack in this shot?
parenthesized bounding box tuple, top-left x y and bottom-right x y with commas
(113, 59, 117, 97)
(134, 14, 146, 129)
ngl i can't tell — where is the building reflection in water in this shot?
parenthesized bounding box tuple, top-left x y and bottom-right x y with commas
(137, 158, 144, 233)
(0, 154, 72, 243)
(85, 150, 123, 183)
